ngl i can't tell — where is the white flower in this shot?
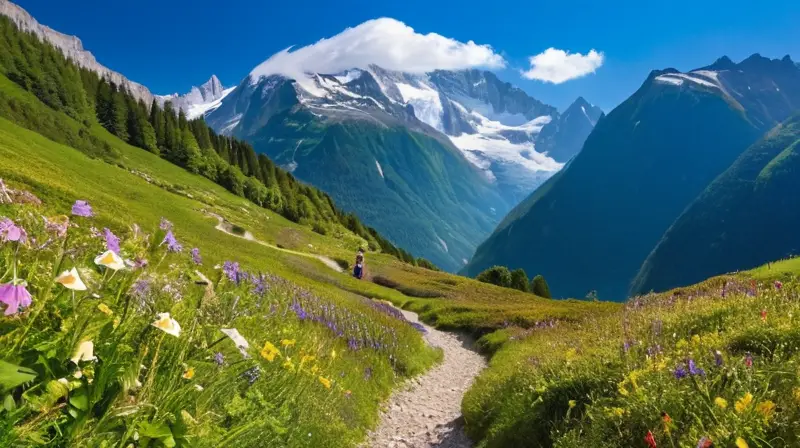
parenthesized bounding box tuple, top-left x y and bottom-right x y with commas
(221, 328, 250, 358)
(73, 370, 83, 379)
(71, 340, 97, 364)
(194, 384, 204, 391)
(151, 312, 181, 337)
(55, 267, 87, 291)
(57, 378, 69, 385)
(94, 250, 125, 270)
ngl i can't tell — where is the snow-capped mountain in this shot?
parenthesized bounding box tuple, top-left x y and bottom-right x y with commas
(0, 0, 154, 105)
(207, 65, 600, 202)
(156, 75, 235, 120)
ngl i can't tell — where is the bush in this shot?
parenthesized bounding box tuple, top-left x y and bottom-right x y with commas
(311, 221, 328, 235)
(476, 266, 513, 288)
(531, 274, 552, 298)
(510, 268, 530, 293)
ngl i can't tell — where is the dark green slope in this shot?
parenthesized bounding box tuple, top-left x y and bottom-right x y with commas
(251, 109, 506, 271)
(633, 114, 800, 294)
(465, 70, 766, 300)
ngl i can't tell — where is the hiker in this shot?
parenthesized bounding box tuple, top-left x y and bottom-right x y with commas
(353, 248, 365, 279)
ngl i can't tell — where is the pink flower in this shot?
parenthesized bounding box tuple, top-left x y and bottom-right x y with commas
(774, 281, 783, 290)
(0, 283, 32, 315)
(0, 218, 26, 244)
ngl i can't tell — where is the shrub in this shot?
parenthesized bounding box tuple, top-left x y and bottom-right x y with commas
(311, 221, 328, 235)
(510, 268, 530, 293)
(531, 274, 552, 298)
(476, 266, 513, 288)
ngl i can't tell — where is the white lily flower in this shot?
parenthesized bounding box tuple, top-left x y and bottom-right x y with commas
(55, 267, 87, 291)
(94, 250, 125, 270)
(71, 340, 97, 364)
(221, 328, 250, 358)
(151, 312, 181, 337)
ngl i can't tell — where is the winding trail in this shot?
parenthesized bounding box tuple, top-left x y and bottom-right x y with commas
(365, 307, 487, 448)
(206, 210, 486, 447)
(205, 211, 343, 273)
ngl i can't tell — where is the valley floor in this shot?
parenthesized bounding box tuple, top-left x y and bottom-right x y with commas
(366, 307, 486, 448)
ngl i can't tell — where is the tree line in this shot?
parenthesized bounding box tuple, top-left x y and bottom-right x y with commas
(475, 266, 552, 298)
(0, 16, 436, 268)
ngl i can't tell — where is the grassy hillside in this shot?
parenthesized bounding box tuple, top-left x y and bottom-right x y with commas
(0, 69, 613, 446)
(462, 261, 800, 447)
(633, 113, 800, 294)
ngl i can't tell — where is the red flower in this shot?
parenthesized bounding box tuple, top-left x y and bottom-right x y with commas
(760, 309, 767, 322)
(645, 430, 657, 448)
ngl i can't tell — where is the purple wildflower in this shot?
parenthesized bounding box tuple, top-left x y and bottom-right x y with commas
(688, 359, 705, 376)
(411, 322, 427, 334)
(191, 248, 202, 265)
(623, 341, 631, 353)
(0, 283, 32, 315)
(714, 350, 723, 367)
(71, 200, 93, 217)
(223, 261, 240, 283)
(44, 216, 68, 238)
(159, 217, 173, 231)
(130, 279, 151, 310)
(775, 280, 783, 290)
(103, 228, 120, 253)
(161, 230, 182, 253)
(134, 258, 148, 269)
(0, 218, 27, 244)
(214, 352, 225, 366)
(241, 366, 260, 385)
(673, 364, 687, 379)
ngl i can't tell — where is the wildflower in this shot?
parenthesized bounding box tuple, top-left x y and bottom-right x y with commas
(0, 218, 26, 243)
(159, 217, 173, 231)
(318, 376, 332, 389)
(661, 412, 674, 435)
(0, 283, 32, 315)
(182, 367, 195, 380)
(744, 352, 753, 368)
(194, 384, 204, 391)
(113, 317, 120, 328)
(221, 328, 250, 358)
(242, 366, 260, 385)
(191, 247, 202, 265)
(151, 312, 181, 337)
(697, 436, 713, 448)
(94, 250, 125, 271)
(103, 228, 120, 253)
(280, 339, 296, 348)
(756, 400, 776, 422)
(714, 397, 728, 409)
(97, 303, 113, 316)
(213, 352, 225, 366)
(735, 438, 749, 448)
(223, 261, 240, 283)
(568, 400, 576, 409)
(55, 268, 88, 291)
(161, 230, 182, 252)
(283, 357, 295, 371)
(565, 348, 578, 362)
(644, 430, 657, 448)
(673, 364, 687, 379)
(735, 392, 753, 414)
(775, 280, 783, 290)
(71, 341, 97, 364)
(331, 349, 337, 360)
(688, 359, 705, 376)
(760, 309, 767, 322)
(44, 215, 69, 238)
(71, 200, 93, 217)
(311, 365, 320, 374)
(260, 341, 281, 362)
(714, 350, 723, 367)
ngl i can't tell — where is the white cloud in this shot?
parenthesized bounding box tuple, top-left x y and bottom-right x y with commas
(521, 48, 604, 84)
(250, 18, 505, 81)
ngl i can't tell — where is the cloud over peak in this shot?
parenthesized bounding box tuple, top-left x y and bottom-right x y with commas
(250, 18, 506, 80)
(521, 48, 604, 84)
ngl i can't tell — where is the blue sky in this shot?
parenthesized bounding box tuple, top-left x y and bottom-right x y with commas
(14, 0, 800, 111)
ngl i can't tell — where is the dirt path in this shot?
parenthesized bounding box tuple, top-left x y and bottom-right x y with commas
(205, 212, 343, 273)
(365, 307, 487, 448)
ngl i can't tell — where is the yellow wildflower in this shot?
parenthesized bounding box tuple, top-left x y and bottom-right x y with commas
(568, 400, 576, 409)
(714, 397, 728, 409)
(113, 317, 121, 329)
(97, 303, 113, 316)
(691, 334, 701, 345)
(311, 365, 320, 374)
(318, 376, 332, 389)
(182, 367, 195, 380)
(331, 349, 337, 360)
(283, 357, 295, 371)
(676, 339, 688, 350)
(606, 407, 625, 418)
(565, 348, 578, 363)
(300, 355, 315, 369)
(735, 437, 749, 448)
(281, 339, 296, 348)
(756, 400, 776, 422)
(260, 341, 281, 362)
(628, 369, 643, 391)
(735, 392, 753, 414)
(617, 382, 630, 396)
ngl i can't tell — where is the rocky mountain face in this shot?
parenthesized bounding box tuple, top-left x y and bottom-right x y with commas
(156, 75, 234, 119)
(466, 54, 800, 300)
(0, 0, 154, 105)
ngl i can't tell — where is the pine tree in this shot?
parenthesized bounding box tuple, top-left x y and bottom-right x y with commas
(110, 85, 128, 141)
(149, 99, 165, 148)
(510, 269, 531, 293)
(531, 275, 552, 298)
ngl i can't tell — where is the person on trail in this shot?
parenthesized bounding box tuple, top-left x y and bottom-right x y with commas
(353, 248, 365, 279)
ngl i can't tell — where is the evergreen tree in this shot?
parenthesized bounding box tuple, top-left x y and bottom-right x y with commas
(510, 268, 531, 293)
(476, 266, 513, 288)
(531, 275, 552, 298)
(110, 85, 128, 141)
(149, 99, 165, 148)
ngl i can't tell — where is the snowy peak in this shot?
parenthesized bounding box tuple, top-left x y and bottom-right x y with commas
(156, 75, 233, 119)
(197, 75, 225, 102)
(0, 0, 154, 105)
